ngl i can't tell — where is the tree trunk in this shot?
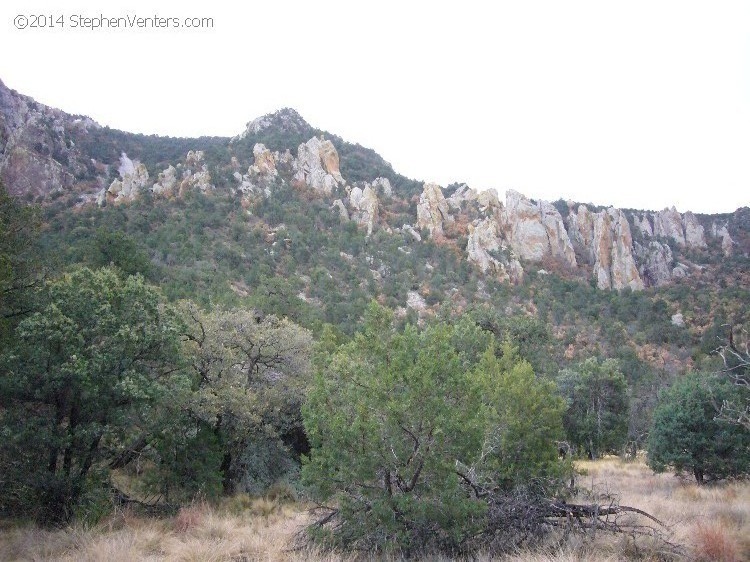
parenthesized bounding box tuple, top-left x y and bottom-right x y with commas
(694, 467, 704, 485)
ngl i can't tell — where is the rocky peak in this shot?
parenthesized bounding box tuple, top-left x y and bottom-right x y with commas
(234, 108, 311, 140)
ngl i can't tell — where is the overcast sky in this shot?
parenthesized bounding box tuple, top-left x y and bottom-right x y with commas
(2, 0, 749, 213)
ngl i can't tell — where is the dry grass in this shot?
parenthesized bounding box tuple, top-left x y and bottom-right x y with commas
(1, 459, 749, 561)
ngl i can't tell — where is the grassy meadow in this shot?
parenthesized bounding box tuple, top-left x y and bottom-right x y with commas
(1, 457, 748, 561)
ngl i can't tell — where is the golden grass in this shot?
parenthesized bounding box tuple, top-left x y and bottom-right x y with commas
(1, 459, 749, 561)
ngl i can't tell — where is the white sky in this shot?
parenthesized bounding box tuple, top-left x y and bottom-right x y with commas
(1, 0, 749, 213)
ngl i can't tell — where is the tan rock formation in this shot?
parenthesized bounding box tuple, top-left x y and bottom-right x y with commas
(466, 217, 523, 282)
(503, 190, 576, 268)
(371, 177, 392, 197)
(293, 136, 345, 194)
(179, 150, 212, 194)
(682, 211, 707, 248)
(348, 185, 379, 235)
(651, 207, 706, 248)
(251, 143, 278, 176)
(152, 165, 178, 196)
(97, 152, 149, 205)
(711, 222, 734, 257)
(416, 183, 452, 237)
(592, 209, 644, 291)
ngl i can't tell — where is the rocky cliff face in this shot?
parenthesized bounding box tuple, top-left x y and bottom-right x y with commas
(0, 79, 98, 199)
(466, 217, 523, 283)
(637, 207, 707, 249)
(569, 205, 643, 290)
(503, 191, 577, 268)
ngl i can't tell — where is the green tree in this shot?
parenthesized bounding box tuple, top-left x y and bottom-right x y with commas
(302, 303, 566, 556)
(0, 267, 183, 523)
(648, 373, 750, 484)
(0, 183, 42, 341)
(178, 302, 312, 495)
(558, 358, 629, 458)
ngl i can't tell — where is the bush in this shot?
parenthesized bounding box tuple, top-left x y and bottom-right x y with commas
(302, 303, 566, 557)
(647, 373, 750, 484)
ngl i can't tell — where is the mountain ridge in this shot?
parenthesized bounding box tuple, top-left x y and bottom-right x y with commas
(0, 78, 747, 298)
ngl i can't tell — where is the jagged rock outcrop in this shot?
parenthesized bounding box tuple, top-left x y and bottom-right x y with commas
(634, 214, 653, 237)
(0, 79, 96, 200)
(570, 205, 643, 290)
(466, 217, 523, 282)
(417, 183, 452, 237)
(250, 143, 278, 176)
(636, 241, 674, 287)
(447, 184, 477, 210)
(293, 136, 344, 194)
(152, 165, 177, 195)
(682, 211, 707, 248)
(503, 190, 576, 268)
(592, 208, 644, 291)
(348, 185, 379, 235)
(371, 177, 392, 197)
(96, 152, 149, 205)
(476, 189, 501, 210)
(650, 207, 707, 248)
(402, 224, 422, 242)
(711, 222, 734, 257)
(179, 150, 213, 193)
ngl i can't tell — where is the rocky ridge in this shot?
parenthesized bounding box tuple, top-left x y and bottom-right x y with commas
(0, 78, 745, 293)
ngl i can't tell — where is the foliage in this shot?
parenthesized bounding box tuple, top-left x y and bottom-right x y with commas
(176, 302, 312, 496)
(302, 303, 566, 556)
(0, 267, 184, 523)
(648, 372, 750, 484)
(558, 358, 630, 458)
(0, 183, 42, 341)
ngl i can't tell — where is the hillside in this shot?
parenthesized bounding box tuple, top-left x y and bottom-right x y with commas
(1, 76, 749, 440)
